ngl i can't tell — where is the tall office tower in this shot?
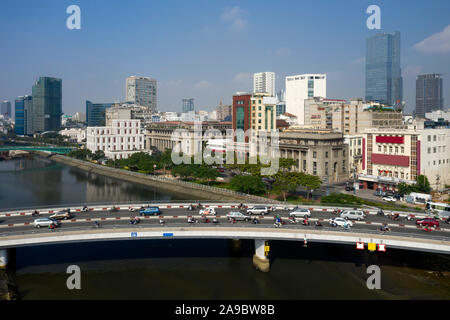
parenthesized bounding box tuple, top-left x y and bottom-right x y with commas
(253, 72, 275, 96)
(86, 101, 113, 127)
(285, 74, 326, 125)
(126, 76, 157, 112)
(1, 100, 11, 118)
(365, 31, 403, 107)
(31, 76, 62, 132)
(182, 98, 194, 113)
(415, 74, 444, 118)
(14, 95, 32, 135)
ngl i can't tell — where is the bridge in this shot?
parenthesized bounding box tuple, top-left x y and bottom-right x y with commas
(0, 146, 74, 154)
(1, 202, 449, 272)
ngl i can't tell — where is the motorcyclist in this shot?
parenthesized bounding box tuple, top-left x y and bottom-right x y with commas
(377, 209, 384, 216)
(212, 217, 218, 224)
(188, 216, 193, 224)
(82, 206, 88, 212)
(188, 204, 193, 211)
(315, 220, 322, 227)
(32, 209, 39, 216)
(290, 216, 297, 224)
(302, 218, 309, 226)
(93, 221, 100, 228)
(159, 218, 165, 225)
(252, 217, 259, 224)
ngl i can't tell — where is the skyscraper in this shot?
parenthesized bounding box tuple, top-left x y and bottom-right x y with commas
(126, 76, 157, 112)
(415, 74, 444, 118)
(182, 98, 194, 113)
(1, 101, 11, 118)
(86, 101, 113, 127)
(253, 72, 275, 96)
(365, 31, 403, 107)
(14, 96, 32, 135)
(32, 76, 62, 132)
(285, 74, 326, 125)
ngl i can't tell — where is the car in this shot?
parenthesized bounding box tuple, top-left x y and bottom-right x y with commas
(385, 190, 395, 196)
(50, 210, 74, 220)
(382, 196, 397, 202)
(289, 208, 311, 218)
(373, 189, 385, 197)
(246, 206, 270, 215)
(226, 211, 251, 221)
(139, 206, 161, 216)
(340, 210, 366, 221)
(416, 218, 439, 228)
(199, 208, 216, 216)
(34, 218, 60, 228)
(329, 217, 353, 228)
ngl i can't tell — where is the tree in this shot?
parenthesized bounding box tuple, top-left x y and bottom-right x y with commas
(92, 150, 105, 161)
(416, 175, 431, 193)
(230, 175, 266, 195)
(272, 173, 300, 202)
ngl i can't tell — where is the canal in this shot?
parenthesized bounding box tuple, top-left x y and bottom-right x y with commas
(1, 156, 449, 299)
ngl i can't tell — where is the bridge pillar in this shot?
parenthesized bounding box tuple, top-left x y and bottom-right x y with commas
(0, 249, 9, 269)
(253, 239, 270, 272)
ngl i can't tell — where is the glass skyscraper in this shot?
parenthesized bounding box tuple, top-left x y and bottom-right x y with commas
(365, 31, 402, 107)
(14, 96, 32, 135)
(86, 101, 113, 127)
(415, 74, 444, 118)
(182, 98, 194, 113)
(32, 77, 62, 132)
(1, 101, 11, 118)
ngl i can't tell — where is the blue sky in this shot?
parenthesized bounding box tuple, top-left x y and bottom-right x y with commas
(1, 0, 449, 115)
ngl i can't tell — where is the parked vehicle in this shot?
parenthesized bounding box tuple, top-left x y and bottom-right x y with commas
(426, 202, 450, 220)
(34, 218, 60, 228)
(246, 206, 270, 215)
(373, 189, 385, 197)
(139, 206, 161, 216)
(382, 196, 397, 202)
(226, 211, 251, 221)
(340, 210, 366, 221)
(416, 218, 439, 228)
(289, 208, 311, 218)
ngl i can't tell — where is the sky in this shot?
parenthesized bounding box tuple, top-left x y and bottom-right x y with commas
(0, 0, 449, 116)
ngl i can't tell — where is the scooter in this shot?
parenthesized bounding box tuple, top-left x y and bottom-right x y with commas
(301, 219, 310, 226)
(82, 206, 89, 212)
(377, 209, 384, 216)
(315, 221, 323, 227)
(32, 210, 40, 217)
(333, 209, 342, 215)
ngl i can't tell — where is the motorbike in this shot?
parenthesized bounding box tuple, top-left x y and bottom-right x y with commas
(82, 206, 89, 212)
(406, 214, 415, 221)
(93, 221, 101, 228)
(315, 221, 323, 227)
(110, 206, 119, 212)
(377, 209, 384, 216)
(129, 207, 136, 212)
(301, 219, 310, 226)
(333, 209, 342, 215)
(32, 210, 40, 217)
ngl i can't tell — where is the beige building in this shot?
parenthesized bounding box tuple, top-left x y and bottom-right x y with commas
(265, 127, 349, 184)
(216, 101, 232, 121)
(250, 92, 277, 132)
(145, 121, 232, 156)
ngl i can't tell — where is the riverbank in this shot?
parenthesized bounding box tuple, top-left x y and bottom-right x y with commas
(48, 153, 276, 203)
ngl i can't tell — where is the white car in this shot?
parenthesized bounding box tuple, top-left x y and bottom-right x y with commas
(329, 217, 353, 228)
(289, 209, 311, 218)
(246, 206, 270, 215)
(199, 208, 216, 216)
(340, 210, 365, 221)
(34, 218, 60, 228)
(382, 196, 397, 202)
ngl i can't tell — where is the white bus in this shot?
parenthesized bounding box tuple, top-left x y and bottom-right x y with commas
(426, 202, 450, 219)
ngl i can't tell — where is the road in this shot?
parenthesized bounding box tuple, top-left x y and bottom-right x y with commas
(1, 205, 449, 240)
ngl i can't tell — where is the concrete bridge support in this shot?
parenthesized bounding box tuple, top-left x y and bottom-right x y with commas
(253, 239, 270, 272)
(0, 249, 9, 269)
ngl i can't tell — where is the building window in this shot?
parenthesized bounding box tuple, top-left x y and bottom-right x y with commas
(325, 152, 329, 158)
(325, 162, 329, 175)
(313, 162, 317, 175)
(313, 151, 317, 158)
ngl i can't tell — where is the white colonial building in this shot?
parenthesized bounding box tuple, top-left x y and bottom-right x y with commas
(86, 119, 145, 160)
(59, 128, 86, 143)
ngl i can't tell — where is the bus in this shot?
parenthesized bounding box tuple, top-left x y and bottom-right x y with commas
(426, 202, 450, 219)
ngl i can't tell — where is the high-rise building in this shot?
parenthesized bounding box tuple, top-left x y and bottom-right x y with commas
(86, 101, 113, 127)
(31, 77, 62, 132)
(216, 100, 232, 121)
(253, 72, 275, 96)
(1, 101, 11, 118)
(126, 76, 157, 112)
(285, 74, 326, 125)
(14, 96, 32, 135)
(415, 74, 444, 118)
(182, 98, 194, 113)
(365, 31, 403, 107)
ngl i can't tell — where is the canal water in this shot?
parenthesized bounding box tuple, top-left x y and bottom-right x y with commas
(1, 157, 450, 299)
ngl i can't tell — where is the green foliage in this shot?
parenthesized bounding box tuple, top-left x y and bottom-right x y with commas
(92, 150, 105, 161)
(397, 175, 431, 195)
(321, 193, 364, 205)
(229, 175, 266, 195)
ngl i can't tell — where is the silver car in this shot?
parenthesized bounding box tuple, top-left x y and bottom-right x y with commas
(340, 210, 366, 221)
(227, 211, 251, 221)
(246, 206, 270, 215)
(34, 218, 60, 228)
(289, 208, 311, 218)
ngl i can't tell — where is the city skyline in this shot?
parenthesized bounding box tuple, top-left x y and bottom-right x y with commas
(0, 0, 449, 116)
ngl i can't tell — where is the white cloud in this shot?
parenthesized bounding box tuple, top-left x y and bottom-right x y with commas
(194, 80, 211, 90)
(232, 72, 252, 84)
(414, 25, 450, 53)
(221, 7, 241, 22)
(221, 6, 247, 31)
